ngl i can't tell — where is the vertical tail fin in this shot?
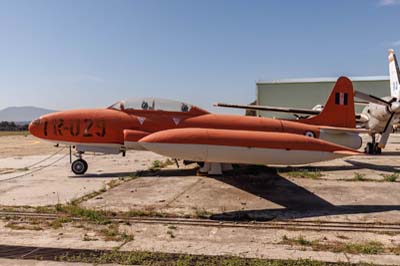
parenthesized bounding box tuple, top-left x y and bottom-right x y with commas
(300, 76, 355, 128)
(388, 49, 400, 100)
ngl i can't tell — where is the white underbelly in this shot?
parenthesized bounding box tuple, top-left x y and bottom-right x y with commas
(139, 143, 346, 165)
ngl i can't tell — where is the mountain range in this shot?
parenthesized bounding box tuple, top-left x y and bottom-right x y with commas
(0, 106, 56, 123)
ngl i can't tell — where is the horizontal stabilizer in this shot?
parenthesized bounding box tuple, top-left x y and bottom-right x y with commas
(319, 126, 370, 134)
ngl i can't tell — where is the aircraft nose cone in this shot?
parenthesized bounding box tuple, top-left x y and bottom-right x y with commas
(29, 118, 41, 137)
(391, 102, 400, 113)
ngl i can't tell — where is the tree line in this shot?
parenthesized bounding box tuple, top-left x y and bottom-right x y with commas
(0, 121, 29, 131)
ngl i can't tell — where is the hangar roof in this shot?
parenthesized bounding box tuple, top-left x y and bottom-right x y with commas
(257, 75, 389, 85)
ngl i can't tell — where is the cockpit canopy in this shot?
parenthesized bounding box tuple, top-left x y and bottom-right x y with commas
(108, 98, 196, 113)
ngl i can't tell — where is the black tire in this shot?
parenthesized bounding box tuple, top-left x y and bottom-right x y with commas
(71, 159, 88, 175)
(197, 162, 205, 168)
(374, 143, 382, 155)
(365, 143, 373, 154)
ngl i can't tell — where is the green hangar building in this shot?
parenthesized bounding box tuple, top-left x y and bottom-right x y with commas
(255, 76, 389, 119)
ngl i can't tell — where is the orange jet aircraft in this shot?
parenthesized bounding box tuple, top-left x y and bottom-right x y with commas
(29, 77, 362, 175)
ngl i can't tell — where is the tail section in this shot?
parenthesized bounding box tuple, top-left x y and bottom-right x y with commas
(300, 76, 355, 128)
(388, 49, 400, 100)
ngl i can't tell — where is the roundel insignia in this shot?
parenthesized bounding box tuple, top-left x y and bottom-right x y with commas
(305, 131, 315, 138)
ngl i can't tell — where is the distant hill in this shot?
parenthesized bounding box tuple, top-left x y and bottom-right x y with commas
(0, 106, 56, 123)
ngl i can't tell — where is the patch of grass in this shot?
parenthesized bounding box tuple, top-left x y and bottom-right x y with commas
(100, 224, 120, 241)
(381, 172, 399, 182)
(125, 209, 169, 218)
(49, 217, 72, 229)
(57, 249, 376, 266)
(344, 241, 384, 255)
(280, 236, 386, 255)
(194, 209, 212, 219)
(0, 131, 29, 137)
(296, 235, 313, 246)
(100, 224, 133, 242)
(5, 222, 43, 231)
(149, 158, 175, 171)
(354, 172, 366, 181)
(284, 168, 323, 180)
(55, 203, 110, 224)
(281, 235, 314, 247)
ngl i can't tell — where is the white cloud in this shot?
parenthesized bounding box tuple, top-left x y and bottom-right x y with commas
(379, 0, 400, 6)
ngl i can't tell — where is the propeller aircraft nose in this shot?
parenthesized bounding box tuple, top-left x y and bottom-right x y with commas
(391, 101, 400, 113)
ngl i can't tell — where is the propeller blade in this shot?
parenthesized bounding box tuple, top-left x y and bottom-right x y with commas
(378, 112, 395, 148)
(354, 100, 369, 105)
(354, 91, 391, 106)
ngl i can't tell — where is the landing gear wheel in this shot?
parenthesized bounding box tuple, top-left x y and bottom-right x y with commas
(365, 142, 374, 154)
(364, 142, 382, 155)
(374, 143, 382, 154)
(71, 159, 88, 175)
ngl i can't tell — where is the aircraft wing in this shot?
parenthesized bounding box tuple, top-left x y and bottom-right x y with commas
(214, 102, 320, 115)
(215, 102, 368, 124)
(215, 102, 367, 113)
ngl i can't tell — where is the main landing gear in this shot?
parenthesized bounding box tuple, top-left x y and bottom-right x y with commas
(364, 135, 382, 155)
(71, 151, 88, 175)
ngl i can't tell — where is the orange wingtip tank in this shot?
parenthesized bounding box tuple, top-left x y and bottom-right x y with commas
(138, 128, 361, 165)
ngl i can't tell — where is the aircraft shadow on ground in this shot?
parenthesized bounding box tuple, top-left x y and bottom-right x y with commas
(376, 151, 400, 156)
(72, 168, 197, 178)
(208, 166, 400, 221)
(74, 165, 399, 221)
(344, 159, 400, 172)
(273, 159, 400, 173)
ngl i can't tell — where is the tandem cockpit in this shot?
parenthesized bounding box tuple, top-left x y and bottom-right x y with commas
(108, 97, 209, 115)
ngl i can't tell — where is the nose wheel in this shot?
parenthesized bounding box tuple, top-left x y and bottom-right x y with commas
(365, 134, 382, 155)
(71, 159, 88, 175)
(365, 143, 382, 154)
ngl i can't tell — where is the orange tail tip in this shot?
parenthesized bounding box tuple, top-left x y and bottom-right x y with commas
(300, 76, 356, 128)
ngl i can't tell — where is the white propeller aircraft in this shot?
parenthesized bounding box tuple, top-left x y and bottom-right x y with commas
(355, 49, 400, 154)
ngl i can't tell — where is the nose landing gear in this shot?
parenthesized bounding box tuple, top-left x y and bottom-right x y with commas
(365, 135, 382, 155)
(71, 159, 88, 175)
(71, 151, 88, 175)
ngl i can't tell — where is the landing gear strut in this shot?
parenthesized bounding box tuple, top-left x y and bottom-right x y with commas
(365, 135, 382, 155)
(71, 151, 88, 175)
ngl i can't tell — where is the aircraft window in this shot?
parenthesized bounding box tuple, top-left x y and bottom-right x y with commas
(108, 101, 122, 110)
(122, 98, 192, 112)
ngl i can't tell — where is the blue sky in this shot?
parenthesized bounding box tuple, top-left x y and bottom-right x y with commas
(0, 0, 400, 112)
